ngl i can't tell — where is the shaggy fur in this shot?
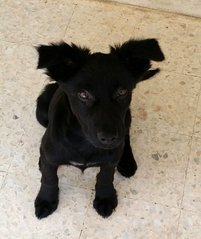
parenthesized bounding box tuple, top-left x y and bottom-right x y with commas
(34, 39, 165, 218)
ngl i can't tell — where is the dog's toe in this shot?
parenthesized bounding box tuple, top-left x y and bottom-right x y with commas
(35, 197, 58, 219)
(93, 196, 117, 218)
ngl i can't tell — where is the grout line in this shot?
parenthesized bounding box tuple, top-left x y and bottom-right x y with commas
(192, 78, 201, 136)
(122, 194, 181, 211)
(190, 134, 201, 141)
(175, 135, 193, 238)
(175, 209, 182, 239)
(131, 122, 194, 139)
(78, 190, 94, 239)
(63, 3, 78, 39)
(163, 70, 201, 80)
(0, 172, 7, 191)
(175, 82, 201, 238)
(0, 163, 12, 191)
(87, 0, 201, 20)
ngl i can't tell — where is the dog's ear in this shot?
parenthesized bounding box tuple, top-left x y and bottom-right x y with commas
(110, 39, 165, 81)
(36, 42, 90, 82)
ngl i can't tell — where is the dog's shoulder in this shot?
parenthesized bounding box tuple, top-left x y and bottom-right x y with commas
(48, 87, 71, 121)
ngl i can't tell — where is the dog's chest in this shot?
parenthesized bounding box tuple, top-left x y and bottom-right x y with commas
(43, 131, 117, 169)
(66, 146, 112, 170)
(70, 147, 104, 168)
(68, 159, 99, 168)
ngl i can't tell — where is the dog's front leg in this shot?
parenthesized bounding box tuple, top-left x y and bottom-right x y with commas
(117, 134, 137, 178)
(35, 152, 59, 219)
(93, 165, 117, 218)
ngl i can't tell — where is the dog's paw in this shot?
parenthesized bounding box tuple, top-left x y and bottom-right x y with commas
(117, 159, 137, 178)
(93, 196, 118, 218)
(35, 197, 58, 219)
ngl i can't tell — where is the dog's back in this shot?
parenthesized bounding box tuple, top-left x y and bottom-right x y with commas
(36, 83, 58, 127)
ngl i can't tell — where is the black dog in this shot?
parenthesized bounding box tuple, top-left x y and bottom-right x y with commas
(34, 39, 165, 219)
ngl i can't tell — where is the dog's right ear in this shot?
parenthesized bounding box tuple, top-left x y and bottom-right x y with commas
(36, 42, 90, 82)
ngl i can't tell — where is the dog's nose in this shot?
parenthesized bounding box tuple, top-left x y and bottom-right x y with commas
(97, 132, 118, 146)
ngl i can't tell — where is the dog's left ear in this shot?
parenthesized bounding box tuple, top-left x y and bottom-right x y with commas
(110, 39, 165, 81)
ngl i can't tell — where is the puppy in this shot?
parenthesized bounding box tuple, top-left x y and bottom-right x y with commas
(35, 39, 165, 218)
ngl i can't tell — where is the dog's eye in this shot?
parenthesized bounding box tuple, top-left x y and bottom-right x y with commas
(115, 88, 128, 98)
(78, 90, 93, 102)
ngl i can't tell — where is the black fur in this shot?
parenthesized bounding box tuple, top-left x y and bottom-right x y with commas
(35, 39, 165, 218)
(36, 83, 59, 127)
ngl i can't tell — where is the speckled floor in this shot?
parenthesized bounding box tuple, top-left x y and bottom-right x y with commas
(113, 0, 201, 18)
(0, 0, 201, 238)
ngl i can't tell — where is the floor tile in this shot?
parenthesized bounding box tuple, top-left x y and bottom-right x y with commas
(0, 41, 45, 175)
(22, 230, 79, 239)
(115, 132, 190, 207)
(0, 172, 7, 190)
(182, 137, 201, 212)
(130, 131, 191, 168)
(58, 166, 99, 190)
(0, 40, 36, 67)
(116, 165, 186, 208)
(177, 209, 201, 239)
(131, 72, 201, 135)
(0, 172, 91, 238)
(112, 0, 201, 18)
(81, 198, 180, 239)
(0, 1, 75, 44)
(0, 0, 201, 238)
(135, 10, 201, 76)
(64, 1, 146, 52)
(192, 91, 201, 137)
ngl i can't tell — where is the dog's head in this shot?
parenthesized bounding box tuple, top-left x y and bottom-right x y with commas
(37, 39, 165, 149)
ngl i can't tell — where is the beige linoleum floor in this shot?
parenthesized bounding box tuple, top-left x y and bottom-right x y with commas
(0, 0, 201, 238)
(112, 0, 201, 18)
